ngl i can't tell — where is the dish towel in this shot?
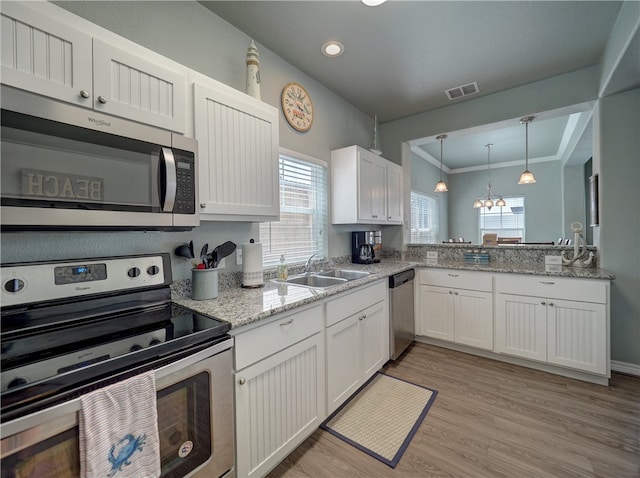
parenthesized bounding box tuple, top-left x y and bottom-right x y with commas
(79, 371, 161, 478)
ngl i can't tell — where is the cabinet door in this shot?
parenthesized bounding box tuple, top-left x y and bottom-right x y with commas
(326, 314, 362, 414)
(92, 39, 186, 132)
(454, 289, 493, 350)
(385, 161, 403, 223)
(1, 2, 92, 106)
(194, 82, 279, 221)
(235, 332, 325, 478)
(495, 293, 547, 362)
(360, 301, 389, 381)
(547, 299, 607, 374)
(417, 285, 454, 341)
(357, 151, 386, 222)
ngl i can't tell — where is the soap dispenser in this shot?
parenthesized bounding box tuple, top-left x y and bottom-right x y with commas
(277, 254, 288, 280)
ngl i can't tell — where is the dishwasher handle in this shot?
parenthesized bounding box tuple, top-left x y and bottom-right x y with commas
(389, 268, 415, 288)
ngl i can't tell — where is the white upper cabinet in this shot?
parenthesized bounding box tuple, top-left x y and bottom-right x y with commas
(331, 145, 403, 225)
(1, 2, 186, 133)
(194, 80, 279, 221)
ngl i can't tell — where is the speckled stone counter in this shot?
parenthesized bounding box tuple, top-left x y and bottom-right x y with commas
(173, 258, 613, 330)
(173, 260, 415, 329)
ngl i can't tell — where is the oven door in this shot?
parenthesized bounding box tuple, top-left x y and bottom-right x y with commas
(0, 340, 234, 478)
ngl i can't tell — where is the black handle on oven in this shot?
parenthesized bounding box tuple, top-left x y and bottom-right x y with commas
(159, 147, 177, 212)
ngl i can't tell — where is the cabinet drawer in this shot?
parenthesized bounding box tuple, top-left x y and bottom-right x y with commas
(495, 274, 607, 303)
(234, 304, 323, 370)
(325, 280, 386, 328)
(419, 269, 493, 292)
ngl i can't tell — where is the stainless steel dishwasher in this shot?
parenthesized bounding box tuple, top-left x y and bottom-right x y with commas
(389, 268, 415, 360)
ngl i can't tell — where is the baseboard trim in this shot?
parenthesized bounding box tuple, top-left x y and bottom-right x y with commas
(611, 360, 640, 377)
(414, 336, 610, 386)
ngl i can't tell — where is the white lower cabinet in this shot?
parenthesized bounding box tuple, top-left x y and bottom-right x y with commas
(416, 269, 493, 351)
(495, 275, 609, 375)
(233, 305, 325, 478)
(325, 281, 389, 415)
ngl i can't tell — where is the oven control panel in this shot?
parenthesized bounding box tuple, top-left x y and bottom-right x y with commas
(1, 254, 168, 307)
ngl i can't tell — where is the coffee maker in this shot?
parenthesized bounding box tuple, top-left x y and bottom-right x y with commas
(351, 231, 382, 264)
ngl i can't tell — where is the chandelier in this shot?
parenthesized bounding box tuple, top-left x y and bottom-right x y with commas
(473, 144, 506, 210)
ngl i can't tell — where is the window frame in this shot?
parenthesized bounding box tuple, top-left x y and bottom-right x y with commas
(409, 189, 439, 244)
(478, 195, 526, 243)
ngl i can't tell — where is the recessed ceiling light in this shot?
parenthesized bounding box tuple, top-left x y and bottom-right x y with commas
(322, 41, 344, 57)
(362, 0, 387, 6)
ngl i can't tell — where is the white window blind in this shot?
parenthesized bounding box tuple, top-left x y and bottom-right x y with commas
(479, 196, 525, 241)
(410, 190, 439, 243)
(260, 153, 328, 267)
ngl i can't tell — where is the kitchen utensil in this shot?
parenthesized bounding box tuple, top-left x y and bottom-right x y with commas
(210, 241, 237, 268)
(189, 240, 195, 259)
(200, 243, 209, 266)
(175, 243, 194, 259)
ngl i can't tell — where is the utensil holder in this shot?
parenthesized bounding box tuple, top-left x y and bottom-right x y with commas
(192, 268, 219, 300)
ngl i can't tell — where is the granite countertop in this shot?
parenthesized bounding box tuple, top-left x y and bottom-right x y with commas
(174, 260, 415, 330)
(174, 259, 614, 330)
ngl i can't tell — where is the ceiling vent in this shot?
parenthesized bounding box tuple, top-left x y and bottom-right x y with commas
(445, 81, 480, 100)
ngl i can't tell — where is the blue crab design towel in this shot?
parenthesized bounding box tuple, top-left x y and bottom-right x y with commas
(79, 371, 160, 478)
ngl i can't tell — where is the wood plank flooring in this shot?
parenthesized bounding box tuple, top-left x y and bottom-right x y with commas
(267, 343, 640, 478)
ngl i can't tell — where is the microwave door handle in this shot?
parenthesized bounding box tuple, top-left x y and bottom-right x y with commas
(160, 147, 177, 212)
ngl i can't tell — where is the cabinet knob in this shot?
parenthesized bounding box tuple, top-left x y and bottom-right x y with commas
(449, 290, 453, 295)
(238, 377, 246, 385)
(548, 302, 554, 307)
(541, 301, 546, 306)
(200, 203, 206, 208)
(454, 291, 459, 295)
(80, 89, 90, 98)
(97, 95, 108, 104)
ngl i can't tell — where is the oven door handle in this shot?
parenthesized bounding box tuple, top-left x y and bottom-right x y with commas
(160, 147, 177, 212)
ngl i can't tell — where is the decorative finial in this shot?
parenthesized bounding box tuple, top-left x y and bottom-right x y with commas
(246, 40, 261, 100)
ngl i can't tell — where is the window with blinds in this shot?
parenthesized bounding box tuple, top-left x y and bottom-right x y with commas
(410, 190, 439, 243)
(479, 196, 525, 241)
(260, 153, 328, 267)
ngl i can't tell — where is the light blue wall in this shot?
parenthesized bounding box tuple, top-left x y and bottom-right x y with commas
(448, 162, 563, 243)
(598, 88, 640, 367)
(562, 164, 588, 238)
(1, 1, 376, 278)
(410, 153, 449, 242)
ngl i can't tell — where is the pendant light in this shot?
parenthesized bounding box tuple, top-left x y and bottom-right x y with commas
(434, 134, 448, 192)
(518, 116, 536, 184)
(473, 144, 506, 210)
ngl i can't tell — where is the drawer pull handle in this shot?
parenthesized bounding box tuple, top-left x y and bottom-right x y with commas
(279, 319, 293, 326)
(448, 273, 459, 277)
(238, 377, 246, 385)
(540, 281, 555, 285)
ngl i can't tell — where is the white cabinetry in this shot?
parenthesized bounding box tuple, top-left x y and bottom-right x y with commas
(194, 80, 279, 221)
(233, 305, 325, 478)
(495, 275, 609, 375)
(325, 280, 389, 414)
(416, 269, 493, 350)
(331, 145, 403, 225)
(1, 2, 186, 132)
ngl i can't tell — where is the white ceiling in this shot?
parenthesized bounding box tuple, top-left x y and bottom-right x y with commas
(200, 1, 632, 170)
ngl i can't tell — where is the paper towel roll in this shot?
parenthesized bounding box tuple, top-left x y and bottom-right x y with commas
(242, 240, 264, 287)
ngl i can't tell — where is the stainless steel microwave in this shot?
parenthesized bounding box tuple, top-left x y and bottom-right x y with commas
(1, 86, 199, 231)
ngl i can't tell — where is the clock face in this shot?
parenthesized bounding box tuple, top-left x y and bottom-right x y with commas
(281, 82, 313, 132)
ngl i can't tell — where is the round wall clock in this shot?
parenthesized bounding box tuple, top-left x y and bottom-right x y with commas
(281, 82, 314, 132)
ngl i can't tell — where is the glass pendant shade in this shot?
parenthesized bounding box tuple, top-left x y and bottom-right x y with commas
(496, 197, 507, 207)
(434, 134, 448, 192)
(434, 180, 448, 192)
(518, 116, 536, 184)
(473, 199, 484, 208)
(518, 170, 536, 184)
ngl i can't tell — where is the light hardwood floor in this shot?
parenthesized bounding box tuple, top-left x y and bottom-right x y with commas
(268, 343, 640, 478)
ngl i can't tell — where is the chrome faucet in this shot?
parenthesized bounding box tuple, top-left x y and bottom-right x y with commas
(304, 253, 319, 273)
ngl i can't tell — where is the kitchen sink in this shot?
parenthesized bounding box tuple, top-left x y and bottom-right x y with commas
(283, 274, 348, 289)
(315, 269, 371, 280)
